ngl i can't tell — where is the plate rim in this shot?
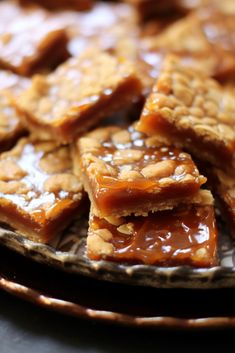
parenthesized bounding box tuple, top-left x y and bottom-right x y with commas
(1, 274, 235, 329)
(1, 226, 235, 289)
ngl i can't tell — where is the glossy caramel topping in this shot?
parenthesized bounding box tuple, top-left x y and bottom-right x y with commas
(88, 204, 218, 267)
(0, 1, 68, 75)
(81, 126, 203, 187)
(0, 138, 83, 224)
(76, 125, 207, 217)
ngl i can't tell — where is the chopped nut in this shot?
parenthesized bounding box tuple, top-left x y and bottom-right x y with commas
(0, 180, 29, 194)
(141, 160, 175, 179)
(94, 228, 113, 241)
(79, 137, 101, 154)
(87, 232, 114, 257)
(104, 216, 125, 226)
(44, 174, 83, 193)
(117, 223, 134, 235)
(119, 170, 141, 181)
(112, 130, 131, 145)
(0, 160, 26, 181)
(145, 136, 162, 148)
(39, 148, 72, 174)
(113, 149, 144, 165)
(87, 157, 116, 177)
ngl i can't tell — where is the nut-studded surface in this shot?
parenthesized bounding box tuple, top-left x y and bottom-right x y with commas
(0, 1, 68, 75)
(137, 55, 235, 171)
(0, 138, 84, 242)
(75, 125, 207, 218)
(87, 198, 218, 267)
(15, 50, 142, 143)
(0, 70, 29, 152)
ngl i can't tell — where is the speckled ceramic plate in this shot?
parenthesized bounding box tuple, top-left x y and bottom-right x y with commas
(0, 217, 235, 289)
(2, 244, 235, 329)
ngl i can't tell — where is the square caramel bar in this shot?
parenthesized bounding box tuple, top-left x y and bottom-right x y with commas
(87, 190, 218, 267)
(0, 70, 29, 152)
(142, 8, 235, 80)
(15, 50, 142, 143)
(75, 125, 207, 218)
(0, 138, 85, 243)
(0, 1, 68, 75)
(137, 55, 235, 171)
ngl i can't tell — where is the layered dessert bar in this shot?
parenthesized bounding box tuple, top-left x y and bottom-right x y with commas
(87, 190, 218, 267)
(0, 1, 68, 75)
(15, 50, 142, 143)
(142, 8, 235, 80)
(0, 138, 85, 242)
(0, 70, 29, 152)
(75, 125, 207, 218)
(137, 55, 235, 171)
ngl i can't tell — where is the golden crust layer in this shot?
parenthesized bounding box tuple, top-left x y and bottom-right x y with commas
(15, 50, 142, 143)
(137, 55, 235, 171)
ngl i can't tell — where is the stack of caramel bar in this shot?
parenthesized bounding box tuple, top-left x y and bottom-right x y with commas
(1, 0, 235, 268)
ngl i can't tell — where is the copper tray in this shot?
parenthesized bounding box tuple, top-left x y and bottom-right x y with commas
(1, 244, 235, 329)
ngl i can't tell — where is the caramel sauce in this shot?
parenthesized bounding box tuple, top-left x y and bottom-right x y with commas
(90, 206, 218, 267)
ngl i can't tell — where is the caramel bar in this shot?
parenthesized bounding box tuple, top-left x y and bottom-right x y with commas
(0, 70, 29, 152)
(137, 55, 235, 171)
(54, 2, 138, 58)
(143, 9, 235, 80)
(87, 191, 218, 267)
(15, 50, 142, 143)
(75, 125, 207, 218)
(0, 138, 84, 242)
(0, 1, 68, 75)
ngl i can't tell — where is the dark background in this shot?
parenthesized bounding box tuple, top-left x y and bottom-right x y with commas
(0, 290, 234, 353)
